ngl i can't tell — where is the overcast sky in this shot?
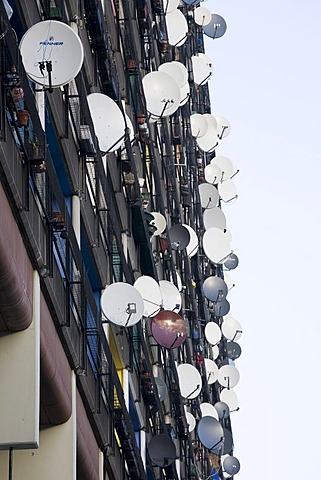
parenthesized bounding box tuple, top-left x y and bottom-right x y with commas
(205, 0, 321, 478)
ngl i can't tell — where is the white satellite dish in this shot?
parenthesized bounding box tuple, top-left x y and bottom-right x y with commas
(165, 9, 188, 47)
(191, 54, 213, 85)
(134, 276, 162, 317)
(205, 321, 222, 346)
(196, 117, 219, 152)
(215, 116, 231, 138)
(220, 388, 239, 411)
(199, 183, 219, 209)
(203, 207, 227, 231)
(221, 315, 243, 341)
(204, 164, 222, 185)
(20, 20, 84, 88)
(212, 344, 219, 360)
(203, 227, 231, 264)
(223, 272, 235, 291)
(218, 365, 240, 388)
(204, 358, 219, 384)
(177, 363, 202, 399)
(142, 71, 181, 117)
(162, 0, 179, 13)
(101, 282, 144, 327)
(211, 156, 234, 182)
(180, 82, 190, 105)
(194, 7, 212, 26)
(159, 61, 187, 88)
(190, 113, 208, 138)
(159, 280, 182, 313)
(87, 93, 126, 153)
(200, 402, 219, 420)
(182, 224, 199, 257)
(150, 212, 167, 236)
(185, 411, 196, 433)
(218, 179, 237, 203)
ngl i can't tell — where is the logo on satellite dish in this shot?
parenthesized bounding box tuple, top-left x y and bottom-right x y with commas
(40, 35, 63, 46)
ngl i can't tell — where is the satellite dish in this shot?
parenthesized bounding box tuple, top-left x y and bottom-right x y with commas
(224, 253, 239, 270)
(142, 71, 181, 117)
(170, 269, 183, 292)
(151, 310, 187, 349)
(203, 14, 227, 39)
(218, 365, 240, 388)
(162, 0, 179, 13)
(177, 363, 202, 399)
(183, 224, 199, 257)
(226, 341, 242, 360)
(112, 113, 134, 150)
(87, 93, 125, 153)
(220, 388, 239, 411)
(185, 411, 196, 433)
(204, 321, 221, 346)
(155, 377, 168, 401)
(200, 402, 219, 420)
(203, 207, 227, 231)
(199, 183, 219, 209)
(221, 315, 242, 341)
(190, 114, 208, 138)
(165, 9, 188, 46)
(159, 280, 182, 313)
(100, 283, 144, 327)
(215, 116, 231, 139)
(212, 299, 230, 317)
(216, 428, 234, 455)
(203, 228, 231, 264)
(223, 456, 241, 475)
(168, 224, 190, 251)
(212, 344, 219, 360)
(204, 358, 219, 385)
(159, 61, 187, 88)
(203, 276, 228, 302)
(134, 276, 162, 317)
(204, 164, 222, 184)
(196, 119, 219, 153)
(180, 81, 190, 105)
(218, 180, 237, 203)
(214, 401, 230, 420)
(150, 212, 167, 236)
(223, 272, 234, 291)
(194, 7, 212, 26)
(148, 434, 176, 467)
(19, 20, 84, 88)
(197, 416, 224, 451)
(211, 156, 234, 182)
(191, 54, 213, 85)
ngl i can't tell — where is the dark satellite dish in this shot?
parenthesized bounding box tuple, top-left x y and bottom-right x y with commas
(155, 377, 168, 402)
(223, 455, 241, 475)
(168, 224, 190, 251)
(212, 299, 230, 317)
(197, 416, 224, 452)
(226, 341, 242, 360)
(148, 434, 176, 467)
(203, 14, 227, 39)
(203, 276, 228, 302)
(211, 428, 233, 455)
(151, 310, 187, 349)
(214, 401, 230, 420)
(224, 253, 239, 270)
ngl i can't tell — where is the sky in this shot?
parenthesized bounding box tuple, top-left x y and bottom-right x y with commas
(204, 0, 321, 478)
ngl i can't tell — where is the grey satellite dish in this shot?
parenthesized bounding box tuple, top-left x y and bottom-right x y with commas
(19, 20, 84, 88)
(203, 228, 231, 264)
(214, 401, 230, 420)
(148, 434, 176, 467)
(197, 416, 224, 452)
(199, 183, 219, 209)
(224, 253, 239, 270)
(100, 283, 144, 327)
(203, 276, 228, 303)
(226, 341, 242, 360)
(220, 388, 238, 411)
(212, 299, 230, 317)
(177, 363, 202, 399)
(155, 377, 168, 401)
(134, 276, 162, 317)
(159, 280, 182, 313)
(212, 428, 233, 455)
(203, 14, 227, 39)
(223, 456, 241, 475)
(168, 224, 190, 251)
(87, 93, 126, 153)
(204, 358, 219, 385)
(203, 207, 227, 231)
(218, 365, 240, 389)
(204, 321, 221, 346)
(183, 224, 199, 257)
